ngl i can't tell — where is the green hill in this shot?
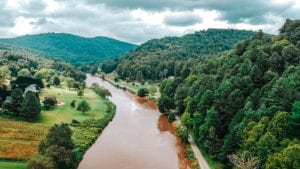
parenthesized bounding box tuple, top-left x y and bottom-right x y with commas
(0, 43, 85, 82)
(158, 19, 300, 168)
(101, 29, 254, 81)
(0, 33, 137, 65)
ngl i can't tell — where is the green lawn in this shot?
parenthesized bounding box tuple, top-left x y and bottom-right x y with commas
(38, 86, 108, 124)
(105, 73, 160, 98)
(0, 161, 26, 169)
(0, 85, 110, 164)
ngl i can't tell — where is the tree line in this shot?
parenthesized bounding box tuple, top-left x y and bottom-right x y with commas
(100, 29, 254, 82)
(158, 19, 300, 169)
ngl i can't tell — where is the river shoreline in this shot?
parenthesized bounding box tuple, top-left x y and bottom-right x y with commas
(78, 74, 194, 169)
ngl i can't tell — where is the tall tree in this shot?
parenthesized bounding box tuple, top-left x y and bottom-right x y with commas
(20, 91, 41, 120)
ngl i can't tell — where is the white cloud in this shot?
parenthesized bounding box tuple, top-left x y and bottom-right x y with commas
(0, 0, 299, 44)
(10, 16, 36, 35)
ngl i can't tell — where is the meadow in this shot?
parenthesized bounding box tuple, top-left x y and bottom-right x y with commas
(0, 86, 110, 169)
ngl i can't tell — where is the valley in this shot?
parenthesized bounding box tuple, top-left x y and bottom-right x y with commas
(0, 17, 299, 169)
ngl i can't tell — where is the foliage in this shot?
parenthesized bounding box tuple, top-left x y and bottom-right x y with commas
(11, 76, 44, 91)
(72, 104, 115, 163)
(52, 76, 60, 86)
(20, 91, 41, 121)
(0, 33, 136, 65)
(177, 125, 189, 144)
(35, 123, 76, 169)
(168, 112, 176, 123)
(77, 90, 84, 96)
(228, 153, 259, 169)
(39, 123, 74, 153)
(27, 155, 54, 169)
(104, 29, 253, 81)
(137, 88, 149, 97)
(42, 97, 57, 110)
(17, 68, 31, 77)
(156, 19, 300, 168)
(91, 83, 111, 98)
(77, 100, 91, 114)
(266, 143, 300, 169)
(0, 44, 86, 81)
(2, 88, 23, 116)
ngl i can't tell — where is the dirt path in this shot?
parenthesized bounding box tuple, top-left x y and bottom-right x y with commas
(175, 116, 210, 169)
(188, 137, 210, 169)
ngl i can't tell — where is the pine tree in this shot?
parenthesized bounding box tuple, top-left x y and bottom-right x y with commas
(20, 91, 41, 120)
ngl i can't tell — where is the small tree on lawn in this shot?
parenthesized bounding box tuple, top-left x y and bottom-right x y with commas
(77, 90, 84, 96)
(77, 100, 91, 114)
(52, 76, 60, 86)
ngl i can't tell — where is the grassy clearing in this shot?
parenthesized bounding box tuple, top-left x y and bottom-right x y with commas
(104, 73, 160, 98)
(0, 118, 47, 160)
(0, 85, 110, 163)
(0, 161, 26, 169)
(38, 86, 108, 124)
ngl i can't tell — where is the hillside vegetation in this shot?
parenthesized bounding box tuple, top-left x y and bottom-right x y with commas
(0, 33, 137, 65)
(158, 19, 300, 168)
(0, 44, 85, 82)
(101, 29, 254, 81)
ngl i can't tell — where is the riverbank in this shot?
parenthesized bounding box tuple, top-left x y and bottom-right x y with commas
(79, 74, 194, 169)
(99, 73, 160, 99)
(97, 74, 205, 169)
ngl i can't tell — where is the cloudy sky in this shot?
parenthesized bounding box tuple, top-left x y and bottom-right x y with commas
(0, 0, 300, 44)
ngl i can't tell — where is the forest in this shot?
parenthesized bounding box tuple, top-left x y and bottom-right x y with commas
(157, 19, 300, 168)
(0, 33, 137, 65)
(101, 29, 254, 81)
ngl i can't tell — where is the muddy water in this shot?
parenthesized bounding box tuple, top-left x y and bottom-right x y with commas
(78, 74, 191, 169)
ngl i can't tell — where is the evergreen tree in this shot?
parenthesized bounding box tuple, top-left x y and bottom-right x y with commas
(37, 123, 75, 169)
(20, 91, 41, 120)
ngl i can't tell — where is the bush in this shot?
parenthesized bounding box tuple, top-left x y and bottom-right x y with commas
(77, 90, 84, 96)
(43, 97, 57, 110)
(27, 155, 54, 169)
(177, 125, 189, 143)
(91, 83, 111, 98)
(168, 112, 176, 123)
(137, 88, 149, 97)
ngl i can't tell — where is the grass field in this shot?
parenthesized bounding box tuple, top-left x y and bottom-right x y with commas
(0, 161, 26, 169)
(0, 118, 47, 160)
(104, 73, 160, 98)
(0, 86, 109, 168)
(38, 86, 108, 124)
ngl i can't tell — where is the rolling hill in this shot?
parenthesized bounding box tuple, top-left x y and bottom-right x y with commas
(102, 29, 254, 81)
(0, 33, 137, 65)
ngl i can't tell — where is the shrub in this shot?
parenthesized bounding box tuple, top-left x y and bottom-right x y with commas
(43, 97, 57, 110)
(137, 88, 149, 97)
(168, 112, 176, 123)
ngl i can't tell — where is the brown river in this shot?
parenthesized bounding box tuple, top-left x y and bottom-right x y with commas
(78, 74, 192, 169)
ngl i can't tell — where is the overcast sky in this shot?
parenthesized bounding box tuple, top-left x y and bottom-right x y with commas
(0, 0, 299, 44)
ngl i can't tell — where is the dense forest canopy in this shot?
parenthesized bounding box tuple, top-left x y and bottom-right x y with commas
(0, 33, 137, 65)
(0, 44, 85, 81)
(158, 19, 300, 169)
(101, 29, 254, 81)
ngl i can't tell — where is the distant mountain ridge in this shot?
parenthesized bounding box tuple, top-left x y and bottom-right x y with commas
(0, 33, 137, 65)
